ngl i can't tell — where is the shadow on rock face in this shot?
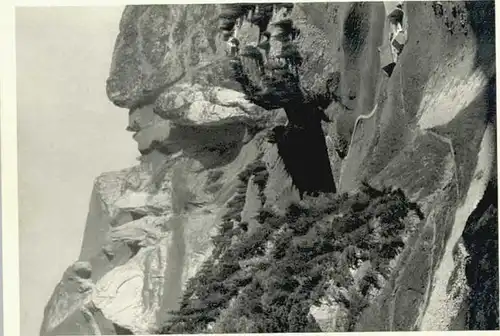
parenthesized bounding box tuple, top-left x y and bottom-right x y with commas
(140, 122, 248, 170)
(219, 3, 345, 197)
(464, 0, 495, 74)
(486, 75, 496, 125)
(462, 178, 499, 330)
(113, 323, 135, 335)
(232, 65, 337, 197)
(271, 121, 337, 197)
(166, 123, 247, 169)
(343, 2, 371, 62)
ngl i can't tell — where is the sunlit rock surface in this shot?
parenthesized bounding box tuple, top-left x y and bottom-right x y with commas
(41, 1, 497, 334)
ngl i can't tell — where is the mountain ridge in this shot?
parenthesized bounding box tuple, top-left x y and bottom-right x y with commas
(40, 2, 497, 334)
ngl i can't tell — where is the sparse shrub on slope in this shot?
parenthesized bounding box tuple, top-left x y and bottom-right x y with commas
(159, 182, 423, 334)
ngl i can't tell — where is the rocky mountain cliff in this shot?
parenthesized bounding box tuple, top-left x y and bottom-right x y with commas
(40, 1, 497, 334)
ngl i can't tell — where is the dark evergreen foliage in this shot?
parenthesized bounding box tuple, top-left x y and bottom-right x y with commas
(159, 182, 423, 334)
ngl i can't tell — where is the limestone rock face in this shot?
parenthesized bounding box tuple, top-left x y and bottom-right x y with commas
(105, 3, 350, 120)
(337, 1, 497, 332)
(41, 1, 497, 335)
(106, 5, 225, 108)
(153, 83, 265, 126)
(41, 135, 283, 335)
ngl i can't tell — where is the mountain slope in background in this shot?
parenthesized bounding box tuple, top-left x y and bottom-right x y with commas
(40, 2, 497, 334)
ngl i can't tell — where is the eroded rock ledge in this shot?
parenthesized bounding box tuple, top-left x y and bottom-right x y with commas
(41, 1, 497, 334)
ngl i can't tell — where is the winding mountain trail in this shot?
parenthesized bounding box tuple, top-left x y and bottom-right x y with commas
(426, 131, 461, 199)
(339, 66, 386, 191)
(349, 70, 386, 147)
(348, 102, 379, 153)
(341, 0, 404, 178)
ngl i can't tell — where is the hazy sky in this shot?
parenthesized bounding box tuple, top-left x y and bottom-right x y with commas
(16, 7, 138, 336)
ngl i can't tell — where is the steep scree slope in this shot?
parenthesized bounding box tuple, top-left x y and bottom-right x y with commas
(40, 2, 497, 335)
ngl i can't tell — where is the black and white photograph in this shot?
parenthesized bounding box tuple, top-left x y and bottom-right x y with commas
(13, 1, 498, 335)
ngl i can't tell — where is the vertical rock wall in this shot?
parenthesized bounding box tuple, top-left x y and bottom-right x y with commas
(40, 2, 497, 334)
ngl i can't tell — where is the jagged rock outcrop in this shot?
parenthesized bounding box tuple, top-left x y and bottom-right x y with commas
(41, 1, 497, 335)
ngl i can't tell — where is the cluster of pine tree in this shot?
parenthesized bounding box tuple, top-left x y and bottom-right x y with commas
(159, 176, 424, 334)
(161, 154, 270, 333)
